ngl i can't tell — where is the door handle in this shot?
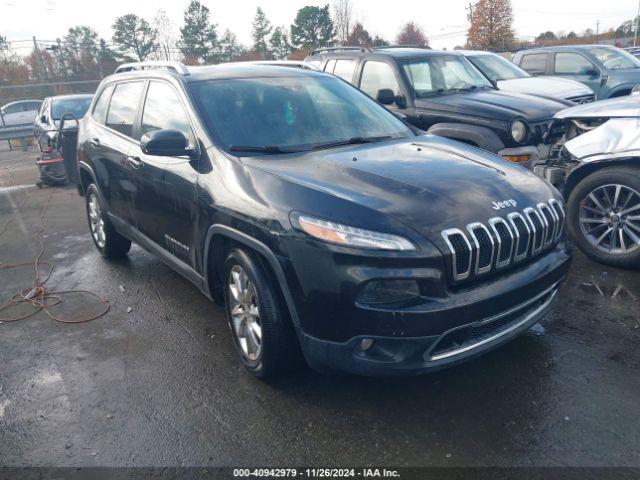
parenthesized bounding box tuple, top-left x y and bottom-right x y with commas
(126, 156, 143, 169)
(90, 137, 100, 147)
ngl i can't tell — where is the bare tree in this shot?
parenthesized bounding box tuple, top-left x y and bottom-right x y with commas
(154, 9, 177, 60)
(332, 0, 353, 45)
(396, 22, 428, 46)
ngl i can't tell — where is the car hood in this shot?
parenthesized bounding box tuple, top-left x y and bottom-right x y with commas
(243, 135, 558, 239)
(497, 77, 593, 99)
(415, 89, 569, 123)
(555, 95, 640, 119)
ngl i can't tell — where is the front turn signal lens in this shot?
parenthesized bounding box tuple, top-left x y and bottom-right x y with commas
(296, 215, 415, 251)
(502, 154, 531, 163)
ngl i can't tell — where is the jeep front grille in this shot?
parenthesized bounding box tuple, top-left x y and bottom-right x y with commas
(441, 199, 565, 282)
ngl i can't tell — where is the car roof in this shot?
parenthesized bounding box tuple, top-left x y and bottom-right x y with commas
(517, 44, 615, 54)
(108, 63, 328, 85)
(50, 94, 94, 101)
(455, 50, 497, 56)
(310, 47, 460, 62)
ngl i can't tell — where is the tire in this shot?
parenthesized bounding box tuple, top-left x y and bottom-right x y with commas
(85, 183, 131, 259)
(223, 248, 300, 378)
(567, 167, 640, 269)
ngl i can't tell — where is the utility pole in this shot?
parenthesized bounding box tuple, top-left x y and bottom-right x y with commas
(32, 36, 46, 82)
(635, 0, 640, 47)
(596, 20, 599, 44)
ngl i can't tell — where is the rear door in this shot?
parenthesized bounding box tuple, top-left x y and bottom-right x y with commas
(128, 80, 199, 267)
(518, 53, 549, 76)
(94, 81, 145, 228)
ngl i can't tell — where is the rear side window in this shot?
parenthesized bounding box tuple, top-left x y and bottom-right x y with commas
(554, 53, 594, 74)
(360, 61, 401, 99)
(141, 82, 195, 145)
(92, 85, 114, 124)
(106, 82, 144, 138)
(324, 59, 337, 73)
(333, 59, 356, 83)
(520, 53, 548, 74)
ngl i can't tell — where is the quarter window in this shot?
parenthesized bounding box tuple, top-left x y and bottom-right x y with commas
(520, 53, 548, 75)
(324, 59, 337, 73)
(141, 82, 194, 145)
(92, 85, 114, 124)
(106, 82, 144, 138)
(554, 53, 595, 75)
(333, 59, 356, 83)
(360, 61, 401, 100)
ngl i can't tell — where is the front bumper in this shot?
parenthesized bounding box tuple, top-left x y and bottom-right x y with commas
(301, 281, 559, 376)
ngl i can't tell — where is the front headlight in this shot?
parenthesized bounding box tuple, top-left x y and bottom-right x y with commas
(296, 214, 415, 251)
(510, 119, 528, 144)
(631, 85, 640, 96)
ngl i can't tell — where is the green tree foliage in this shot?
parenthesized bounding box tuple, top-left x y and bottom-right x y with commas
(252, 7, 273, 59)
(218, 29, 245, 63)
(537, 31, 557, 41)
(290, 5, 334, 50)
(112, 14, 157, 61)
(62, 26, 101, 79)
(179, 0, 219, 63)
(270, 26, 292, 60)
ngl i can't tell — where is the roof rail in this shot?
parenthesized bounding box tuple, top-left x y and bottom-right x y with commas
(114, 61, 190, 75)
(309, 46, 372, 56)
(373, 45, 431, 50)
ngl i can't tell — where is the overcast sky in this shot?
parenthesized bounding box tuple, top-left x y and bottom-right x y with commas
(1, 0, 638, 52)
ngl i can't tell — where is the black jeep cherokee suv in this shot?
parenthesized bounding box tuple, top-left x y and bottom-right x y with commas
(306, 47, 572, 167)
(77, 61, 571, 378)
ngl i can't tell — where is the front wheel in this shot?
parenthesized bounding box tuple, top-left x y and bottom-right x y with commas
(567, 167, 640, 268)
(223, 248, 300, 378)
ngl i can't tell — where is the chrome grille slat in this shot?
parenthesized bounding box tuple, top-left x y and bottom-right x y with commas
(488, 217, 514, 268)
(466, 222, 495, 275)
(442, 199, 564, 282)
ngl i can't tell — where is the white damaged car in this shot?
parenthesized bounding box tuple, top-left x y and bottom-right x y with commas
(535, 95, 640, 268)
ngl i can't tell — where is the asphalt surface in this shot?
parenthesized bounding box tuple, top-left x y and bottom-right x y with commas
(1, 144, 639, 467)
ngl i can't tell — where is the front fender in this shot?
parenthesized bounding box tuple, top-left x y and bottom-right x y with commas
(427, 122, 506, 152)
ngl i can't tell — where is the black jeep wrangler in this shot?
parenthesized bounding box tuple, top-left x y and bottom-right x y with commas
(305, 47, 572, 166)
(77, 61, 571, 378)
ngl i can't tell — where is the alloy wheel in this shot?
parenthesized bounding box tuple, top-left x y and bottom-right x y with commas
(228, 265, 262, 362)
(88, 193, 106, 248)
(579, 183, 640, 255)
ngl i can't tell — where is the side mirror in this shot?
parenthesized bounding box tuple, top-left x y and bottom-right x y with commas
(40, 115, 47, 123)
(376, 88, 396, 105)
(580, 67, 599, 77)
(141, 129, 192, 157)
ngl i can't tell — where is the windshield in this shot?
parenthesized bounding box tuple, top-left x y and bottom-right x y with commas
(51, 97, 93, 120)
(467, 54, 529, 81)
(402, 55, 493, 97)
(588, 47, 640, 70)
(190, 75, 413, 153)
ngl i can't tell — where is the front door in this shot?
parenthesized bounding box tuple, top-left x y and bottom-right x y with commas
(552, 52, 602, 98)
(129, 80, 199, 268)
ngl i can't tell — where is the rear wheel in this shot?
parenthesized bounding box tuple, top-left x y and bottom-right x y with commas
(85, 183, 131, 259)
(567, 167, 640, 268)
(223, 248, 299, 378)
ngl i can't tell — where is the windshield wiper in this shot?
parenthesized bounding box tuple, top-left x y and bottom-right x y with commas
(311, 135, 393, 151)
(228, 145, 298, 154)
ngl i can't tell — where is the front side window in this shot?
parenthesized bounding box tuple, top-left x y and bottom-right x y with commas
(106, 82, 144, 138)
(554, 53, 595, 75)
(360, 61, 401, 99)
(2, 103, 21, 115)
(587, 47, 640, 70)
(190, 75, 413, 153)
(333, 59, 356, 83)
(402, 55, 492, 97)
(468, 54, 529, 81)
(141, 82, 194, 145)
(520, 53, 548, 74)
(92, 85, 114, 124)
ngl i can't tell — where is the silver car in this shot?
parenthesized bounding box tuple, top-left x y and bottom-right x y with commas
(0, 99, 42, 127)
(459, 50, 595, 104)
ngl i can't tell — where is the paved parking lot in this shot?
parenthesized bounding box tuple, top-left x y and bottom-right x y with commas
(1, 144, 639, 467)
